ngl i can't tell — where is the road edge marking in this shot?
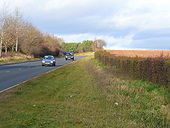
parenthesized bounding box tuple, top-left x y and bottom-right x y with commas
(0, 60, 78, 94)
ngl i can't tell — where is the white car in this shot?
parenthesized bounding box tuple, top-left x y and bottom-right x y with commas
(42, 55, 56, 66)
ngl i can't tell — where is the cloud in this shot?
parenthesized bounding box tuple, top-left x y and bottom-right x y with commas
(43, 0, 95, 11)
(4, 0, 170, 31)
(105, 0, 170, 31)
(0, 0, 35, 9)
(2, 0, 170, 49)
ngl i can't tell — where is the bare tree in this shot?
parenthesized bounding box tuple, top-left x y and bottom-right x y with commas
(0, 1, 9, 56)
(14, 8, 22, 52)
(0, 5, 5, 56)
(93, 39, 107, 51)
(3, 16, 16, 53)
(0, 1, 64, 57)
(0, 26, 3, 57)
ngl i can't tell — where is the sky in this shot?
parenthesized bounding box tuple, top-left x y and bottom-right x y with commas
(1, 0, 170, 50)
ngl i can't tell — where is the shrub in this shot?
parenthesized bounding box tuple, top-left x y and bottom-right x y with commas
(95, 51, 170, 92)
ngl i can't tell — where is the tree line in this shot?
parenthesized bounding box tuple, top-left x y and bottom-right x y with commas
(0, 4, 106, 58)
(0, 7, 64, 57)
(63, 40, 106, 53)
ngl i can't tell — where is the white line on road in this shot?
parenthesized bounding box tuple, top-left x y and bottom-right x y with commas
(0, 60, 77, 94)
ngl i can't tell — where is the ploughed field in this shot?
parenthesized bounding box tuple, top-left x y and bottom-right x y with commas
(109, 50, 170, 58)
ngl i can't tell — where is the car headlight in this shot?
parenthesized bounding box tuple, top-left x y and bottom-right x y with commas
(51, 61, 53, 63)
(65, 56, 67, 58)
(42, 61, 45, 63)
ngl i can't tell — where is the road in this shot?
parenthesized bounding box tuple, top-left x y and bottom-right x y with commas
(0, 56, 86, 92)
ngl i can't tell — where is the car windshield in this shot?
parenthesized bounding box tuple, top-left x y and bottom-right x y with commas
(44, 56, 54, 59)
(66, 53, 73, 56)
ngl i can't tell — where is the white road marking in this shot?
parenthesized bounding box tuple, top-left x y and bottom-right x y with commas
(0, 60, 77, 94)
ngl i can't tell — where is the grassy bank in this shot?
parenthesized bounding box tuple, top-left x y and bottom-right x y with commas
(0, 57, 169, 128)
(0, 53, 39, 65)
(75, 52, 94, 56)
(0, 58, 39, 65)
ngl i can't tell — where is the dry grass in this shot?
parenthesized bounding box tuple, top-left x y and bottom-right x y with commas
(0, 53, 37, 64)
(0, 53, 32, 61)
(75, 52, 94, 56)
(109, 50, 170, 58)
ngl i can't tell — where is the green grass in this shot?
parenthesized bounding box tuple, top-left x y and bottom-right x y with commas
(0, 57, 169, 128)
(93, 59, 170, 125)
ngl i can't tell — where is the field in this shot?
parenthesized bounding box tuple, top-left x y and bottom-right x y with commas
(109, 50, 170, 58)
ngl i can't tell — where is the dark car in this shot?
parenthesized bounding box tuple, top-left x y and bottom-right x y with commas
(65, 52, 74, 60)
(42, 55, 56, 66)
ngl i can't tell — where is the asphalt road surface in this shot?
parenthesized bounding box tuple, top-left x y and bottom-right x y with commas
(0, 56, 86, 92)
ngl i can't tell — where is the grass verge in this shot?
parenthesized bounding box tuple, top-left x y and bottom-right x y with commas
(0, 53, 39, 65)
(0, 58, 39, 65)
(75, 52, 94, 56)
(0, 57, 169, 128)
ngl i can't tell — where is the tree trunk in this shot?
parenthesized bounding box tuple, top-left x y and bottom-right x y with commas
(5, 46, 7, 54)
(12, 46, 15, 52)
(0, 32, 3, 57)
(15, 36, 18, 52)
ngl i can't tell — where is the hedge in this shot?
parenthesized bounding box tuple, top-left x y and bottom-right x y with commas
(95, 51, 170, 92)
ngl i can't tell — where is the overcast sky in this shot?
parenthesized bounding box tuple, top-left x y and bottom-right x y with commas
(1, 0, 170, 50)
